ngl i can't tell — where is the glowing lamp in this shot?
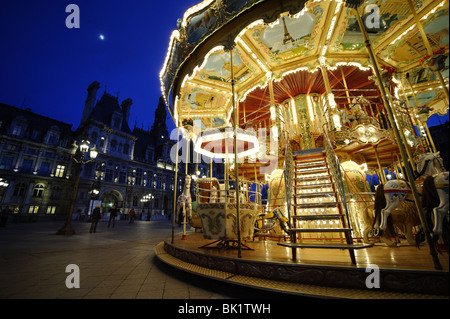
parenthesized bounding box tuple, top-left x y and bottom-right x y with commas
(194, 127, 259, 160)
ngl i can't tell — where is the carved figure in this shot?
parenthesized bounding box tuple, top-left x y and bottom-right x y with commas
(176, 175, 192, 226)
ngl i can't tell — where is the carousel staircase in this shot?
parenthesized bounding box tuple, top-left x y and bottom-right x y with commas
(278, 148, 372, 265)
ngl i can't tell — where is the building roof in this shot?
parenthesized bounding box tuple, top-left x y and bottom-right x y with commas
(89, 92, 132, 134)
(0, 102, 73, 141)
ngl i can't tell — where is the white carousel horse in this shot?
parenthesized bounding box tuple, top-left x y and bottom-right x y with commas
(209, 185, 218, 203)
(176, 175, 192, 226)
(227, 187, 245, 203)
(349, 96, 377, 126)
(373, 152, 448, 244)
(417, 152, 448, 243)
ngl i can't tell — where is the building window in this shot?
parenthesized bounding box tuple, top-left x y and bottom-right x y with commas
(119, 171, 126, 184)
(123, 143, 130, 155)
(135, 168, 142, 186)
(90, 132, 98, 146)
(39, 161, 51, 175)
(55, 165, 65, 178)
(105, 169, 113, 182)
(50, 186, 62, 200)
(110, 139, 117, 152)
(28, 206, 39, 214)
(0, 156, 14, 170)
(13, 183, 26, 197)
(113, 117, 121, 129)
(32, 184, 45, 198)
(46, 133, 58, 145)
(11, 123, 27, 137)
(21, 159, 34, 174)
(46, 206, 56, 214)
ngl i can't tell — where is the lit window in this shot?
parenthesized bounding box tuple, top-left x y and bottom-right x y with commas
(32, 184, 45, 198)
(28, 206, 39, 214)
(55, 165, 65, 177)
(46, 206, 56, 215)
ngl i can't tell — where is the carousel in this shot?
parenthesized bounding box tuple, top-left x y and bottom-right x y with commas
(155, 0, 449, 298)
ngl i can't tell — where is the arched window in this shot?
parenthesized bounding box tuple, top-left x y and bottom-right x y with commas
(32, 183, 45, 198)
(13, 183, 27, 197)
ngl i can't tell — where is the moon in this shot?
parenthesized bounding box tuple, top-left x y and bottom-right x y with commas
(99, 34, 105, 40)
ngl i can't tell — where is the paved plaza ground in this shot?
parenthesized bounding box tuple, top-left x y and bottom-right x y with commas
(0, 218, 291, 300)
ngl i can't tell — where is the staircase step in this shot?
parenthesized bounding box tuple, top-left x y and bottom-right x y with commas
(295, 175, 330, 181)
(295, 161, 327, 169)
(294, 191, 336, 198)
(278, 242, 373, 250)
(293, 214, 343, 220)
(289, 228, 352, 233)
(294, 202, 339, 208)
(294, 156, 326, 164)
(295, 168, 329, 175)
(295, 182, 333, 189)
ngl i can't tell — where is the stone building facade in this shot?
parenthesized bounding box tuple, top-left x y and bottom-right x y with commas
(0, 81, 181, 222)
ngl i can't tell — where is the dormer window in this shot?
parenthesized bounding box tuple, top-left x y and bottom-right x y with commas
(11, 122, 27, 137)
(111, 112, 122, 129)
(113, 117, 121, 128)
(44, 125, 60, 146)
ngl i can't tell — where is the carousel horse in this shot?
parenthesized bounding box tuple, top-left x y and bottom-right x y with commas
(254, 207, 291, 234)
(349, 96, 377, 125)
(209, 185, 218, 203)
(416, 152, 449, 249)
(254, 169, 290, 235)
(176, 175, 192, 226)
(372, 152, 448, 248)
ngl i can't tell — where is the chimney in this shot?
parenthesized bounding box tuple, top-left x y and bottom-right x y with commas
(80, 81, 100, 125)
(121, 98, 132, 125)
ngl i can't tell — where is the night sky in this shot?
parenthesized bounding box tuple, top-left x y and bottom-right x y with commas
(0, 0, 448, 133)
(0, 0, 200, 133)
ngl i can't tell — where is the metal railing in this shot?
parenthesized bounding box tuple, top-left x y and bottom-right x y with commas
(193, 177, 265, 208)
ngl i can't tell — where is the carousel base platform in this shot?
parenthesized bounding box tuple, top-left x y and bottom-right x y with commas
(154, 231, 449, 299)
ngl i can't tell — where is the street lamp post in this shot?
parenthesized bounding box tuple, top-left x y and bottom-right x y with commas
(0, 178, 9, 204)
(140, 193, 154, 220)
(57, 138, 98, 235)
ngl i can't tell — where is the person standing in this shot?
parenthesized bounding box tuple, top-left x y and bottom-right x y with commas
(90, 205, 102, 233)
(128, 208, 135, 223)
(0, 206, 11, 226)
(108, 205, 117, 228)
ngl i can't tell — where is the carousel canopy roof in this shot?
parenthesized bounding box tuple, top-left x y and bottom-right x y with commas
(160, 0, 448, 129)
(160, 0, 448, 177)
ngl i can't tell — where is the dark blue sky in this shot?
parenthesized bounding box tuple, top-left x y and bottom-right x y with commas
(0, 0, 447, 132)
(0, 0, 200, 132)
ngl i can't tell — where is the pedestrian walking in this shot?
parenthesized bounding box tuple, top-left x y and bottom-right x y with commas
(0, 206, 11, 226)
(108, 205, 117, 228)
(90, 205, 102, 233)
(129, 208, 135, 223)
